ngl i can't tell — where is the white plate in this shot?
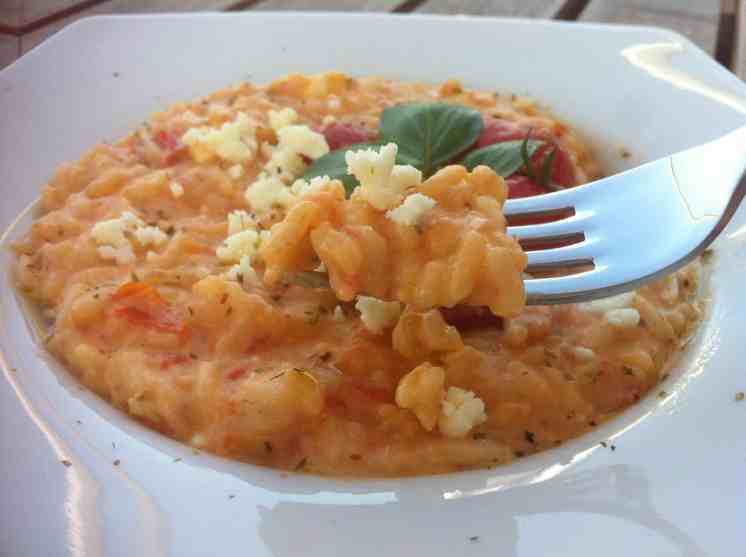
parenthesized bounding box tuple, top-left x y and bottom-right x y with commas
(2, 13, 746, 556)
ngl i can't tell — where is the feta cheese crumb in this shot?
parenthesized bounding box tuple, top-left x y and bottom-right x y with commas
(386, 193, 436, 226)
(354, 296, 402, 334)
(268, 107, 298, 131)
(97, 245, 136, 265)
(276, 125, 330, 159)
(169, 181, 184, 198)
(604, 308, 641, 328)
(438, 387, 487, 438)
(227, 165, 244, 180)
(146, 250, 158, 263)
(227, 210, 257, 235)
(346, 143, 411, 210)
(290, 175, 332, 197)
(389, 165, 422, 190)
(333, 306, 345, 322)
(225, 255, 257, 286)
(133, 225, 168, 248)
(181, 112, 257, 163)
(245, 174, 298, 214)
(217, 229, 260, 264)
(91, 211, 143, 248)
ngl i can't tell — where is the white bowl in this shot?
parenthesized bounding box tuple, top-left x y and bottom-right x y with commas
(2, 13, 746, 556)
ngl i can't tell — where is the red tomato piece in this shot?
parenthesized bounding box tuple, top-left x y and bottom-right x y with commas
(505, 175, 546, 198)
(531, 144, 576, 187)
(322, 122, 375, 150)
(475, 119, 530, 148)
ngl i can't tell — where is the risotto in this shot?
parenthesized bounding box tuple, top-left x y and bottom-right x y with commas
(12, 73, 703, 476)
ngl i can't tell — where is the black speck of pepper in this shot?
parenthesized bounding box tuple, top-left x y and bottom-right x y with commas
(589, 420, 598, 427)
(524, 430, 535, 444)
(112, 442, 116, 449)
(187, 306, 194, 316)
(658, 390, 668, 399)
(113, 459, 120, 466)
(319, 352, 333, 362)
(469, 536, 479, 543)
(349, 454, 362, 461)
(75, 420, 82, 425)
(226, 306, 233, 317)
(220, 293, 229, 304)
(166, 226, 176, 235)
(93, 293, 100, 299)
(295, 457, 307, 471)
(264, 441, 273, 454)
(515, 451, 525, 458)
(228, 494, 235, 500)
(173, 457, 182, 463)
(610, 445, 616, 451)
(113, 72, 120, 78)
(600, 441, 608, 448)
(61, 460, 72, 468)
(130, 272, 139, 283)
(190, 353, 198, 360)
(472, 432, 487, 440)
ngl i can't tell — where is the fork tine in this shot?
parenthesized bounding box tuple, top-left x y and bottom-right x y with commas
(503, 186, 581, 217)
(525, 240, 598, 270)
(524, 269, 613, 305)
(507, 212, 591, 241)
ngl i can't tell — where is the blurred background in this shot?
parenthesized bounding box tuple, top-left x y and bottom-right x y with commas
(0, 0, 743, 77)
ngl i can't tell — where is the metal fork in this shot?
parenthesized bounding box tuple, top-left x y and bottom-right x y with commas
(506, 126, 746, 305)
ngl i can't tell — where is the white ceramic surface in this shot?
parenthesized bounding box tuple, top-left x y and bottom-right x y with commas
(1, 13, 746, 557)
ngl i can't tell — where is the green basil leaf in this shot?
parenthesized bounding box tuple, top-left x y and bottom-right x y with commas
(301, 141, 382, 196)
(462, 139, 543, 177)
(379, 103, 483, 177)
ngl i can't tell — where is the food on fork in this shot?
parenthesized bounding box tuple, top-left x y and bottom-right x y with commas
(12, 72, 703, 476)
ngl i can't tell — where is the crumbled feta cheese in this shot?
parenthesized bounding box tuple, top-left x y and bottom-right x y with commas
(97, 245, 136, 265)
(264, 146, 306, 183)
(290, 175, 332, 197)
(217, 229, 260, 264)
(386, 193, 437, 226)
(346, 143, 407, 210)
(91, 211, 143, 248)
(244, 174, 297, 214)
(169, 181, 184, 198)
(604, 308, 641, 328)
(181, 112, 257, 163)
(227, 210, 257, 235)
(258, 229, 272, 247)
(146, 250, 158, 262)
(571, 346, 596, 362)
(315, 262, 327, 273)
(133, 225, 168, 248)
(438, 387, 487, 438)
(268, 107, 298, 131)
(577, 291, 636, 313)
(225, 255, 257, 286)
(389, 165, 422, 190)
(333, 306, 345, 322)
(276, 125, 329, 160)
(227, 165, 244, 180)
(354, 296, 402, 334)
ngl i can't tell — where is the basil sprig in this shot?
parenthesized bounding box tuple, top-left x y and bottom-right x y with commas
(303, 103, 554, 196)
(378, 103, 483, 177)
(463, 139, 543, 177)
